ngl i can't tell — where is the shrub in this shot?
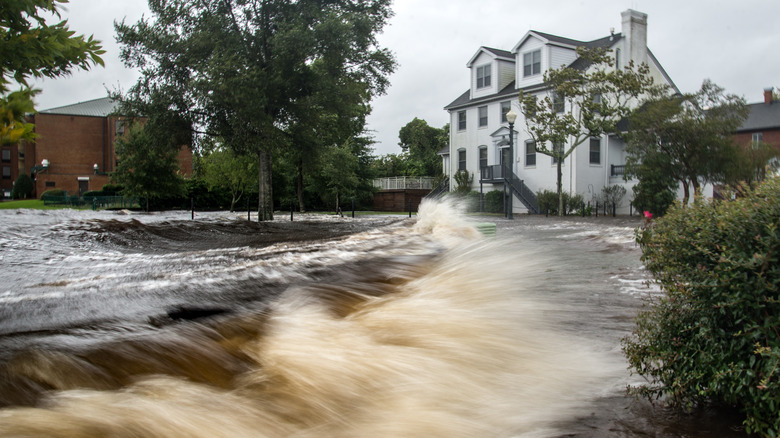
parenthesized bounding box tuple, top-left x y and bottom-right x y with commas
(536, 189, 582, 215)
(11, 174, 33, 199)
(453, 170, 473, 194)
(622, 177, 780, 436)
(40, 188, 65, 199)
(484, 190, 504, 213)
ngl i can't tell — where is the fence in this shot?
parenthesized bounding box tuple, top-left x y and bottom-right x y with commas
(373, 176, 436, 191)
(42, 194, 139, 210)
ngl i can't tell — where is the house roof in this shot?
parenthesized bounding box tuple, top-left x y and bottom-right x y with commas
(738, 102, 780, 132)
(40, 96, 118, 117)
(444, 80, 520, 111)
(467, 46, 515, 67)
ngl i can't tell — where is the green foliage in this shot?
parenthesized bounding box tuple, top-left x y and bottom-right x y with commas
(398, 118, 447, 176)
(623, 177, 780, 436)
(453, 169, 473, 194)
(39, 188, 65, 199)
(625, 80, 749, 205)
(372, 153, 408, 178)
(536, 189, 582, 215)
(199, 147, 258, 211)
(519, 46, 655, 215)
(10, 173, 33, 199)
(115, 0, 396, 220)
(1, 0, 104, 143)
(112, 124, 186, 210)
(100, 184, 124, 195)
(630, 151, 677, 217)
(484, 190, 504, 213)
(597, 184, 627, 208)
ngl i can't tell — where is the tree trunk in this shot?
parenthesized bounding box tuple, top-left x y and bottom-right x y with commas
(257, 149, 274, 221)
(557, 160, 564, 216)
(297, 157, 306, 213)
(681, 180, 690, 207)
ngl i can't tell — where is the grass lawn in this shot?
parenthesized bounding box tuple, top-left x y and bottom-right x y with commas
(0, 199, 59, 210)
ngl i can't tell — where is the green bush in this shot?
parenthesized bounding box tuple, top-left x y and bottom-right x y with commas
(484, 190, 504, 213)
(11, 174, 33, 199)
(536, 189, 582, 215)
(40, 188, 65, 199)
(623, 177, 780, 436)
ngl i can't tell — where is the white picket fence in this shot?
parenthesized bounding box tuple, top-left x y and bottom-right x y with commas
(373, 176, 435, 190)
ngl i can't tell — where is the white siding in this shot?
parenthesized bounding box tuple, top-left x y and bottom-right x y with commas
(497, 60, 515, 91)
(549, 46, 577, 70)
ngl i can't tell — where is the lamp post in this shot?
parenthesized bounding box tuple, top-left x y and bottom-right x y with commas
(505, 109, 517, 219)
(93, 164, 108, 175)
(31, 159, 50, 174)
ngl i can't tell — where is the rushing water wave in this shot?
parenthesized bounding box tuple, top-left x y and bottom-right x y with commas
(0, 202, 747, 437)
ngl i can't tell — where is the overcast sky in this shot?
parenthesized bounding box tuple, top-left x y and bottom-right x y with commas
(33, 0, 780, 157)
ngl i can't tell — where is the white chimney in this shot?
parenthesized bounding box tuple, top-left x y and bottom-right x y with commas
(621, 9, 648, 66)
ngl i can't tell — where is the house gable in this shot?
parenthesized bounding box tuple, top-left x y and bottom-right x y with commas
(467, 47, 514, 100)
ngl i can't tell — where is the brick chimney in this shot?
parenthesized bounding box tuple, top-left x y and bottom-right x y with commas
(622, 9, 648, 66)
(764, 87, 774, 104)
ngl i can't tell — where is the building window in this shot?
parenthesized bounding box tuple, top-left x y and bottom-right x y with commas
(589, 138, 601, 165)
(525, 141, 536, 167)
(2, 149, 10, 162)
(553, 92, 564, 113)
(523, 49, 541, 77)
(552, 142, 564, 165)
(752, 132, 763, 148)
(476, 64, 491, 89)
(478, 106, 488, 127)
(458, 149, 467, 171)
(479, 146, 488, 169)
(615, 48, 621, 70)
(2, 166, 10, 179)
(500, 101, 511, 123)
(45, 181, 56, 187)
(458, 111, 467, 131)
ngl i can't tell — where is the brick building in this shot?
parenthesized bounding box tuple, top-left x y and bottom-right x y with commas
(734, 88, 780, 151)
(1, 97, 192, 199)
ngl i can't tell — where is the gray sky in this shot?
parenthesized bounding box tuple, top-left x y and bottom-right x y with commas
(33, 0, 780, 157)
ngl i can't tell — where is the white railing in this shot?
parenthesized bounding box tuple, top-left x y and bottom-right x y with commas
(373, 176, 436, 190)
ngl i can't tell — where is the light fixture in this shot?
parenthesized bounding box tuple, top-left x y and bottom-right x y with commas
(506, 109, 517, 125)
(93, 163, 108, 175)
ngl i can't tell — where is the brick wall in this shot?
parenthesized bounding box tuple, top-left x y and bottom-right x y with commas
(372, 189, 430, 212)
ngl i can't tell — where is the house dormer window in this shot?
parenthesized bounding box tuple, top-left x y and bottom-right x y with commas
(523, 49, 541, 77)
(476, 64, 491, 88)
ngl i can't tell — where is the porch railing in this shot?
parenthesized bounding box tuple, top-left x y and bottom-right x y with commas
(373, 176, 436, 190)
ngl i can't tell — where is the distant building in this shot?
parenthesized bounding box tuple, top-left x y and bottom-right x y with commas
(1, 97, 192, 199)
(735, 88, 780, 151)
(442, 9, 686, 214)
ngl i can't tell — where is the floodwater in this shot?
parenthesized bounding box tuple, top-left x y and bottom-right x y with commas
(0, 202, 748, 437)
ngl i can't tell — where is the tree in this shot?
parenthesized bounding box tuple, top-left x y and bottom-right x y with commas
(518, 47, 655, 216)
(372, 153, 408, 178)
(10, 173, 33, 199)
(113, 124, 185, 211)
(115, 0, 395, 220)
(629, 150, 678, 217)
(398, 118, 447, 176)
(1, 0, 104, 144)
(319, 142, 360, 211)
(722, 140, 780, 195)
(200, 147, 258, 212)
(625, 80, 750, 205)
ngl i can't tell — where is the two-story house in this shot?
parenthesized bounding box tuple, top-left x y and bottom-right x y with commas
(443, 9, 681, 214)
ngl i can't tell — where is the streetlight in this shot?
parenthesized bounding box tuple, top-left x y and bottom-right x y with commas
(505, 109, 517, 219)
(93, 164, 108, 175)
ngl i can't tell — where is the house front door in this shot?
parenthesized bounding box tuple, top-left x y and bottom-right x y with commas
(500, 147, 511, 176)
(78, 178, 89, 197)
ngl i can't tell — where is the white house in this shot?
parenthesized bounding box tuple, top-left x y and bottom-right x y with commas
(443, 9, 687, 214)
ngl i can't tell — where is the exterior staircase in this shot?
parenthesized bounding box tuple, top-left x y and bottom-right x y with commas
(480, 165, 540, 214)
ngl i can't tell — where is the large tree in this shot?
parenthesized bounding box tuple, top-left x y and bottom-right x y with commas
(115, 0, 395, 220)
(518, 47, 655, 215)
(625, 80, 750, 205)
(1, 0, 104, 144)
(397, 118, 447, 176)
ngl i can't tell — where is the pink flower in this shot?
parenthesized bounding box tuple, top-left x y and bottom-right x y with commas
(644, 211, 653, 219)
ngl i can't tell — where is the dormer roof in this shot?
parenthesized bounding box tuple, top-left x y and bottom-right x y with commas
(467, 46, 515, 67)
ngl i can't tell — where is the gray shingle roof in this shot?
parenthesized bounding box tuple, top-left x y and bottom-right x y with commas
(40, 96, 118, 117)
(444, 81, 520, 110)
(738, 102, 780, 132)
(483, 46, 514, 59)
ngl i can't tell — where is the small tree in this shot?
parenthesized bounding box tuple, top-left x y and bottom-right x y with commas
(518, 47, 655, 216)
(10, 173, 33, 199)
(113, 124, 185, 211)
(200, 148, 258, 212)
(453, 169, 473, 194)
(629, 150, 678, 216)
(597, 185, 627, 211)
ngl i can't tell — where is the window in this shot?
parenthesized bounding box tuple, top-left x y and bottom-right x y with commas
(589, 138, 601, 165)
(752, 132, 763, 149)
(552, 142, 564, 165)
(458, 149, 467, 171)
(45, 181, 56, 187)
(523, 49, 541, 77)
(591, 93, 602, 113)
(525, 141, 536, 167)
(479, 146, 488, 169)
(478, 106, 488, 127)
(553, 92, 564, 113)
(458, 111, 466, 131)
(615, 48, 621, 70)
(2, 166, 10, 179)
(500, 101, 511, 123)
(476, 64, 491, 89)
(2, 149, 10, 162)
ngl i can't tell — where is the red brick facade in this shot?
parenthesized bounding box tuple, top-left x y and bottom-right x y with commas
(2, 109, 192, 199)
